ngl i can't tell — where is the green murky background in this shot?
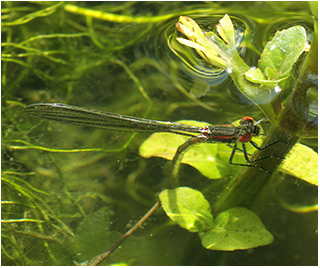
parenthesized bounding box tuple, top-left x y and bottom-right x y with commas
(2, 1, 317, 265)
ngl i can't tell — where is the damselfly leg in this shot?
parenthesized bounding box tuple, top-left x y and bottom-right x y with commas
(228, 139, 286, 174)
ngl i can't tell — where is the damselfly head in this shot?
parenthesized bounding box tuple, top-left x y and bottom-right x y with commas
(239, 117, 262, 136)
(240, 116, 254, 125)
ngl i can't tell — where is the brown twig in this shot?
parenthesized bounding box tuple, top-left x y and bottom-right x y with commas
(88, 200, 161, 266)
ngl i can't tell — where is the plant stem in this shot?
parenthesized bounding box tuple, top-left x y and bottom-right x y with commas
(212, 126, 298, 214)
(88, 201, 160, 266)
(279, 19, 318, 136)
(213, 16, 317, 215)
(228, 53, 277, 123)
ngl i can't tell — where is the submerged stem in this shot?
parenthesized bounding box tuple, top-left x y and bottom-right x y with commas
(213, 15, 317, 214)
(213, 125, 298, 214)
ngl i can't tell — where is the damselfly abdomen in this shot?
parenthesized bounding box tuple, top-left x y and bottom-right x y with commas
(24, 103, 272, 173)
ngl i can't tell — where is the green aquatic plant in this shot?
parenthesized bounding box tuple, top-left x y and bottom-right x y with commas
(2, 1, 317, 266)
(142, 13, 317, 253)
(160, 187, 274, 251)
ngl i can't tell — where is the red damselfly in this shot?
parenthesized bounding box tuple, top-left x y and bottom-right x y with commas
(25, 103, 274, 174)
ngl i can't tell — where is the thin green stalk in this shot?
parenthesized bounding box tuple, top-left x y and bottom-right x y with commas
(213, 14, 317, 214)
(279, 18, 318, 136)
(64, 4, 177, 23)
(213, 126, 298, 214)
(228, 53, 278, 123)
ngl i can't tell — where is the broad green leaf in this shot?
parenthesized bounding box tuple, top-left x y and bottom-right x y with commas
(139, 120, 230, 178)
(139, 120, 265, 179)
(245, 26, 307, 87)
(159, 187, 214, 232)
(200, 207, 273, 251)
(258, 26, 307, 81)
(279, 143, 318, 185)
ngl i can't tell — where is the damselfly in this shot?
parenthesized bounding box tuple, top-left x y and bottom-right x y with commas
(24, 103, 272, 173)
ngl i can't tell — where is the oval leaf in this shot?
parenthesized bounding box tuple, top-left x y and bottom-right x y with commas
(258, 26, 307, 81)
(139, 120, 265, 179)
(159, 187, 214, 232)
(280, 143, 318, 185)
(139, 120, 230, 178)
(200, 207, 274, 251)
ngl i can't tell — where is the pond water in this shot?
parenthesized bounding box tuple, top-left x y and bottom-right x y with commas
(2, 1, 317, 266)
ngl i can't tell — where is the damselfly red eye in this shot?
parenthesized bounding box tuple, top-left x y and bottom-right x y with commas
(239, 133, 252, 143)
(240, 116, 254, 125)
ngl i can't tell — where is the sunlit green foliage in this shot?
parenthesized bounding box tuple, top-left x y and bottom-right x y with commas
(2, 1, 317, 266)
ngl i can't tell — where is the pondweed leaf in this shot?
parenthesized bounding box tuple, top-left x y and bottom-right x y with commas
(259, 26, 307, 79)
(245, 26, 307, 87)
(200, 207, 274, 251)
(160, 188, 274, 251)
(141, 121, 317, 184)
(139, 120, 230, 178)
(280, 143, 318, 186)
(139, 119, 264, 179)
(159, 187, 214, 232)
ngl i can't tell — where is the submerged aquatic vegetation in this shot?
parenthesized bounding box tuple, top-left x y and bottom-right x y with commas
(2, 1, 317, 266)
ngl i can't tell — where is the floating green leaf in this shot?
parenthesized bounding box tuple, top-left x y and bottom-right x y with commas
(139, 120, 231, 178)
(259, 26, 307, 79)
(245, 26, 307, 86)
(159, 187, 214, 232)
(279, 143, 318, 186)
(139, 119, 265, 179)
(200, 207, 274, 251)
